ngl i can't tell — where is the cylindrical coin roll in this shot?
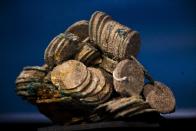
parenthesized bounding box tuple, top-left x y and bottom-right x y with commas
(89, 11, 141, 60)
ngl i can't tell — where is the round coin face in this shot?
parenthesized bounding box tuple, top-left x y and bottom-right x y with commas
(62, 69, 91, 95)
(51, 60, 88, 90)
(143, 81, 176, 113)
(113, 59, 144, 97)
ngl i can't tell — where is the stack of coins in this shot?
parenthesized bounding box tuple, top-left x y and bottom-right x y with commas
(50, 60, 113, 106)
(44, 33, 81, 68)
(15, 11, 176, 125)
(95, 96, 157, 119)
(89, 11, 141, 60)
(15, 66, 47, 102)
(74, 43, 100, 66)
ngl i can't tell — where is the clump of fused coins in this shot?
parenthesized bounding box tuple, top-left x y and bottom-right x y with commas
(16, 11, 176, 124)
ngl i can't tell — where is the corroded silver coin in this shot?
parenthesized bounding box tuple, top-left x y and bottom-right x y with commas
(62, 70, 91, 95)
(51, 60, 88, 90)
(113, 59, 144, 97)
(143, 81, 176, 113)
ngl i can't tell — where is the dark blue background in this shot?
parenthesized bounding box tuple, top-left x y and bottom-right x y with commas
(0, 0, 195, 114)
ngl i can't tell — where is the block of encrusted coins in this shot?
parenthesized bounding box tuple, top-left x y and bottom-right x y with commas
(15, 11, 177, 125)
(143, 81, 176, 113)
(65, 20, 89, 41)
(113, 59, 144, 97)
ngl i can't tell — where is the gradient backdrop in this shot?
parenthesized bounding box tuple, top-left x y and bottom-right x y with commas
(0, 0, 196, 114)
